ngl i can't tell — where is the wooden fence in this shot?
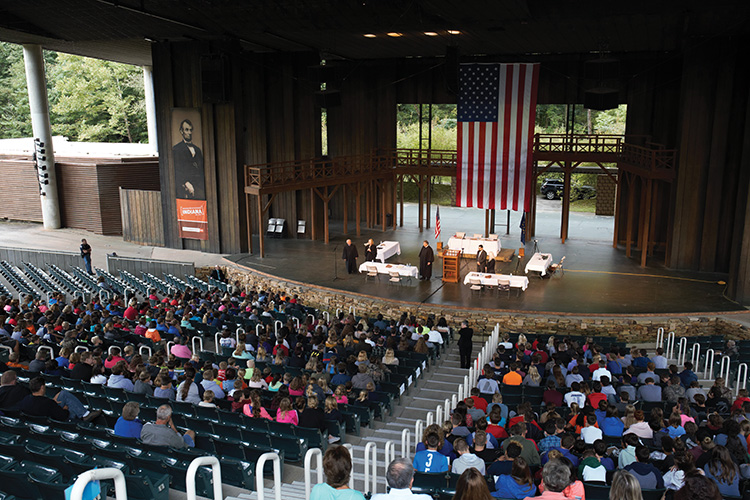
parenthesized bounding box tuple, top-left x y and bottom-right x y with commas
(119, 188, 165, 247)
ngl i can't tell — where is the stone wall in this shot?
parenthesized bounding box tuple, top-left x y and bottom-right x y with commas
(200, 265, 750, 342)
(595, 173, 617, 216)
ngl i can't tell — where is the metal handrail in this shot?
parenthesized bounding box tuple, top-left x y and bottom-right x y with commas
(364, 442, 378, 494)
(70, 467, 127, 500)
(401, 428, 411, 459)
(256, 452, 282, 500)
(304, 448, 323, 500)
(187, 456, 223, 500)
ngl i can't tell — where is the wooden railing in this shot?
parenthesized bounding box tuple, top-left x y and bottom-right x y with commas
(245, 137, 677, 191)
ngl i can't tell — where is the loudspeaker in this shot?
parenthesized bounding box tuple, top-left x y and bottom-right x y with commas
(201, 55, 231, 103)
(584, 58, 620, 81)
(315, 89, 341, 108)
(584, 89, 619, 111)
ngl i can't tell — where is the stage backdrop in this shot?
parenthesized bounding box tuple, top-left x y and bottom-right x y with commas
(171, 108, 208, 240)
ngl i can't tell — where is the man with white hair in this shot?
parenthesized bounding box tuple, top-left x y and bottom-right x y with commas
(140, 404, 196, 449)
(371, 457, 432, 500)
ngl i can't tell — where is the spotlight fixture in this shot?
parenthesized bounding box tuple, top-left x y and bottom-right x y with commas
(386, 32, 403, 37)
(447, 30, 461, 35)
(424, 31, 438, 36)
(363, 33, 376, 38)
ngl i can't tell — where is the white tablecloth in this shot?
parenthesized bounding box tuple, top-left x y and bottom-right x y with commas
(463, 272, 530, 291)
(376, 241, 401, 263)
(525, 253, 553, 276)
(447, 236, 501, 256)
(359, 262, 418, 278)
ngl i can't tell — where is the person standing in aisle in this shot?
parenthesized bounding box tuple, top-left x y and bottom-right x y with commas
(418, 240, 434, 280)
(80, 238, 93, 275)
(458, 320, 474, 369)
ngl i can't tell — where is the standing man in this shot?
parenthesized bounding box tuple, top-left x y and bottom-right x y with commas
(364, 239, 377, 262)
(476, 245, 488, 273)
(342, 239, 359, 274)
(173, 119, 205, 200)
(458, 320, 474, 369)
(418, 240, 434, 280)
(80, 238, 93, 275)
(209, 265, 226, 283)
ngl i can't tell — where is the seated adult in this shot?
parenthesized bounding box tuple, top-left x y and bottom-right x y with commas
(140, 404, 195, 449)
(351, 364, 374, 390)
(637, 377, 662, 402)
(527, 459, 570, 500)
(0, 370, 30, 409)
(15, 376, 101, 422)
(28, 349, 48, 372)
(310, 446, 365, 500)
(371, 457, 432, 500)
(600, 405, 625, 436)
(114, 401, 143, 438)
(624, 445, 665, 489)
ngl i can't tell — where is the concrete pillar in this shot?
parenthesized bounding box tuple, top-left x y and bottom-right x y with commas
(23, 44, 61, 230)
(142, 65, 158, 152)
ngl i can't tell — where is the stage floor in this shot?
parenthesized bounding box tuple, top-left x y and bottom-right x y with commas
(228, 203, 740, 315)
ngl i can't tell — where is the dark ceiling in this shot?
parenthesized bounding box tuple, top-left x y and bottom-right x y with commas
(0, 0, 748, 66)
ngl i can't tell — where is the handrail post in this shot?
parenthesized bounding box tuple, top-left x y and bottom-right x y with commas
(192, 336, 203, 354)
(274, 320, 283, 334)
(215, 332, 222, 354)
(384, 440, 396, 465)
(342, 444, 354, 489)
(256, 452, 282, 500)
(720, 355, 731, 383)
(691, 343, 701, 370)
(415, 420, 424, 448)
(736, 363, 749, 396)
(70, 467, 127, 500)
(187, 456, 222, 500)
(666, 331, 676, 361)
(364, 442, 377, 494)
(656, 327, 664, 349)
(677, 337, 688, 366)
(703, 349, 715, 379)
(256, 323, 264, 336)
(444, 398, 451, 421)
(401, 428, 411, 458)
(430, 408, 438, 426)
(139, 345, 152, 358)
(304, 448, 323, 500)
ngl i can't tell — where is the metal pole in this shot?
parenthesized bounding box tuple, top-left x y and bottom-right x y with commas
(23, 44, 60, 229)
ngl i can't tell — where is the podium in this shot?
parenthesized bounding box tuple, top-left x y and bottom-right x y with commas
(442, 249, 461, 283)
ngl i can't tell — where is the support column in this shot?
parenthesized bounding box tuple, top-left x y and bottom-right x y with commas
(561, 164, 571, 243)
(142, 66, 158, 152)
(23, 44, 60, 230)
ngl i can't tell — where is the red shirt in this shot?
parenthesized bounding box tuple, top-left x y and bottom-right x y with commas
(471, 396, 488, 412)
(487, 424, 508, 439)
(731, 396, 750, 412)
(123, 307, 137, 321)
(587, 392, 607, 409)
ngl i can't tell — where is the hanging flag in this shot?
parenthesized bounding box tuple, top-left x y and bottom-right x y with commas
(435, 205, 441, 239)
(456, 63, 540, 212)
(519, 212, 526, 245)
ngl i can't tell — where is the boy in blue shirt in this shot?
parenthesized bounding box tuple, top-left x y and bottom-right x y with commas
(413, 432, 449, 473)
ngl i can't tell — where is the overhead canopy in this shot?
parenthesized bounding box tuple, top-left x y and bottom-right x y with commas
(0, 0, 748, 65)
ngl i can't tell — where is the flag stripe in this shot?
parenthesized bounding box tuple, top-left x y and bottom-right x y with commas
(456, 62, 540, 212)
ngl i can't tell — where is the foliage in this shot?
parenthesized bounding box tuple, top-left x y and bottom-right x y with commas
(0, 42, 147, 143)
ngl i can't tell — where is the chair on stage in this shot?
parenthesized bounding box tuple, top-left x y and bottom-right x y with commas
(365, 265, 379, 281)
(497, 279, 511, 298)
(514, 247, 526, 273)
(455, 232, 465, 239)
(388, 271, 402, 285)
(489, 234, 498, 240)
(549, 256, 566, 277)
(473, 233, 483, 238)
(469, 277, 482, 294)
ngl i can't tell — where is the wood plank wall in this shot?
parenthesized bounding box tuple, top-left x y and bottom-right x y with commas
(120, 188, 165, 246)
(0, 159, 43, 222)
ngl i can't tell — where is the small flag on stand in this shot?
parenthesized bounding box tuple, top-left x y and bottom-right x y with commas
(519, 212, 526, 245)
(435, 206, 441, 239)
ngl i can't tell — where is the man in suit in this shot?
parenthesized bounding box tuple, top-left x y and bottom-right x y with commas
(418, 240, 434, 280)
(364, 239, 377, 262)
(173, 119, 206, 199)
(342, 239, 359, 274)
(476, 244, 488, 272)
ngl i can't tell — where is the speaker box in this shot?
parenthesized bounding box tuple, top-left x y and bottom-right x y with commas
(584, 89, 619, 111)
(315, 89, 341, 108)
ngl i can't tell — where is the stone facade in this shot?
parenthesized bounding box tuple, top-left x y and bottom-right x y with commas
(201, 265, 750, 342)
(595, 173, 617, 216)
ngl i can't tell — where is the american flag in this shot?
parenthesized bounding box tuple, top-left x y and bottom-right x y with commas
(456, 63, 540, 211)
(435, 205, 441, 239)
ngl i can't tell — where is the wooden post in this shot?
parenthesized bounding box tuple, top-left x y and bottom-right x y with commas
(355, 182, 361, 236)
(426, 175, 431, 229)
(641, 179, 653, 267)
(626, 174, 636, 258)
(257, 194, 265, 258)
(637, 176, 648, 251)
(418, 175, 424, 231)
(490, 209, 496, 234)
(648, 185, 658, 256)
(530, 170, 537, 237)
(484, 209, 490, 237)
(392, 177, 397, 230)
(399, 175, 404, 227)
(381, 182, 386, 231)
(342, 185, 348, 235)
(613, 171, 621, 248)
(561, 164, 571, 243)
(245, 192, 253, 254)
(310, 188, 316, 241)
(323, 186, 330, 244)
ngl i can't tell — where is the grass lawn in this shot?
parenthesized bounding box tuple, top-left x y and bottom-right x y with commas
(570, 198, 597, 213)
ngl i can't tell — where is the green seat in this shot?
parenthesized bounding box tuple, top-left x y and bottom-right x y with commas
(0, 469, 44, 500)
(583, 481, 611, 500)
(127, 470, 170, 500)
(641, 489, 667, 500)
(27, 476, 71, 500)
(294, 426, 327, 451)
(25, 446, 84, 482)
(411, 472, 448, 496)
(6, 460, 62, 483)
(162, 458, 215, 496)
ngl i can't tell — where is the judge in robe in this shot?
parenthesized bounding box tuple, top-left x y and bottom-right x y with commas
(476, 245, 488, 272)
(342, 239, 359, 274)
(365, 239, 377, 262)
(418, 240, 435, 280)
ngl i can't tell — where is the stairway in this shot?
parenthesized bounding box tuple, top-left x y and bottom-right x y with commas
(226, 337, 483, 500)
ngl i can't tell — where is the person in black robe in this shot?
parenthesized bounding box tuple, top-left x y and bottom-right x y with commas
(458, 320, 474, 369)
(476, 244, 488, 273)
(364, 239, 377, 262)
(342, 239, 359, 274)
(418, 240, 435, 280)
(209, 265, 226, 283)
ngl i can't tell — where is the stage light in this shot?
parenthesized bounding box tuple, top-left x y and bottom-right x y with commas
(387, 32, 403, 37)
(363, 33, 376, 38)
(424, 31, 438, 36)
(447, 30, 461, 35)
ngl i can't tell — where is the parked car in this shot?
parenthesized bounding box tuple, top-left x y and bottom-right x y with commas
(540, 178, 596, 200)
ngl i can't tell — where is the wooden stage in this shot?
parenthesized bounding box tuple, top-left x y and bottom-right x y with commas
(226, 205, 739, 316)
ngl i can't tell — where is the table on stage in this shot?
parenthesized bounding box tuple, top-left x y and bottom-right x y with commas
(447, 235, 501, 256)
(359, 261, 418, 278)
(376, 241, 401, 263)
(463, 272, 530, 292)
(525, 252, 553, 276)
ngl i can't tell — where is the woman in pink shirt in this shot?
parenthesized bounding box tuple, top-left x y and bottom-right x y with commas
(104, 346, 126, 369)
(276, 397, 299, 425)
(289, 376, 305, 397)
(244, 391, 273, 420)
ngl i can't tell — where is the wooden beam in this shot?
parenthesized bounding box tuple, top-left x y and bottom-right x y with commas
(641, 179, 653, 267)
(257, 194, 265, 258)
(613, 170, 621, 248)
(342, 184, 348, 235)
(399, 175, 404, 227)
(323, 186, 330, 244)
(648, 185, 658, 256)
(355, 181, 361, 236)
(310, 188, 316, 241)
(484, 209, 490, 237)
(626, 174, 636, 258)
(418, 175, 424, 232)
(426, 175, 431, 229)
(245, 192, 253, 254)
(490, 209, 496, 234)
(561, 164, 571, 243)
(392, 176, 397, 230)
(381, 182, 386, 231)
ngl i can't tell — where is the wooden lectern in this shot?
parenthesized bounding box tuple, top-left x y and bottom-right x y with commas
(442, 249, 461, 283)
